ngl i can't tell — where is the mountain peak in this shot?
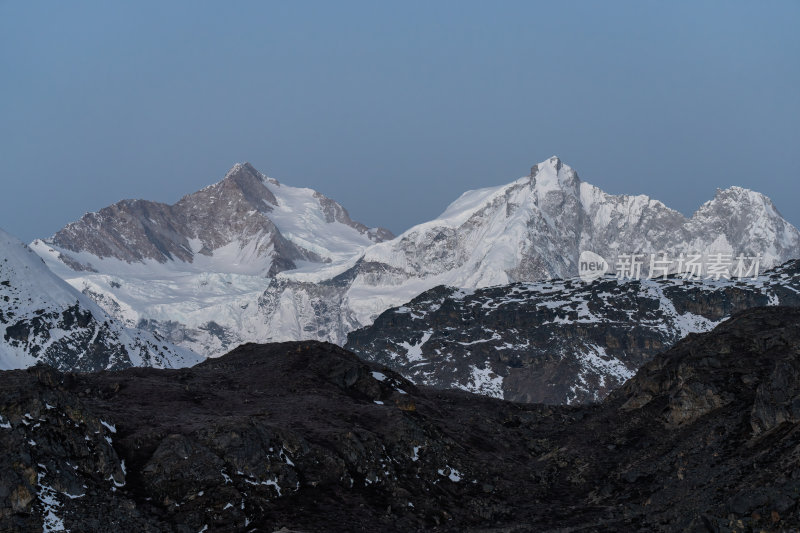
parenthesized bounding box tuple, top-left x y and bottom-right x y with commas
(546, 154, 563, 170)
(697, 186, 781, 219)
(221, 162, 269, 191)
(216, 161, 277, 209)
(713, 185, 769, 202)
(224, 162, 261, 179)
(530, 155, 565, 173)
(38, 161, 393, 280)
(528, 156, 580, 195)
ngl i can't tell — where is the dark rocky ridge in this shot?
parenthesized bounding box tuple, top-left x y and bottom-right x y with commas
(2, 307, 800, 531)
(346, 259, 800, 405)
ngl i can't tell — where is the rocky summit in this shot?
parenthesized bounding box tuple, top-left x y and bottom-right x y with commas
(2, 306, 800, 531)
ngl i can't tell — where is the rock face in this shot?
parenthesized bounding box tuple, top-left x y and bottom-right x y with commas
(0, 228, 201, 371)
(346, 260, 800, 404)
(32, 157, 800, 354)
(2, 307, 800, 531)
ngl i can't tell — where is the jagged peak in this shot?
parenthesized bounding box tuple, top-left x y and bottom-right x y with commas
(213, 162, 280, 209)
(683, 185, 795, 231)
(225, 161, 259, 176)
(529, 155, 563, 177)
(546, 155, 563, 171)
(712, 185, 770, 202)
(528, 156, 581, 195)
(694, 185, 777, 214)
(222, 161, 266, 184)
(221, 162, 286, 192)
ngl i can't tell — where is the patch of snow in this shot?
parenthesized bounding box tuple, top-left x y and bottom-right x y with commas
(579, 345, 634, 384)
(437, 466, 463, 482)
(37, 473, 67, 533)
(397, 330, 432, 362)
(280, 448, 295, 467)
(263, 478, 282, 496)
(452, 365, 504, 399)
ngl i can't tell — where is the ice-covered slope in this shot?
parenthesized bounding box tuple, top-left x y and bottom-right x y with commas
(32, 157, 800, 354)
(0, 228, 201, 371)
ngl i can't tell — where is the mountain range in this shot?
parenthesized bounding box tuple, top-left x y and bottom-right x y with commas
(28, 157, 800, 360)
(3, 156, 800, 530)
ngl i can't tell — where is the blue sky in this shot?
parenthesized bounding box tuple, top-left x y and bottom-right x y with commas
(1, 1, 798, 242)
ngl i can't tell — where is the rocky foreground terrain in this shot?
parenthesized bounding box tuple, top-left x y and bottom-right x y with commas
(2, 307, 800, 531)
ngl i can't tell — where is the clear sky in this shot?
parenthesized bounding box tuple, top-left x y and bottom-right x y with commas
(1, 1, 798, 242)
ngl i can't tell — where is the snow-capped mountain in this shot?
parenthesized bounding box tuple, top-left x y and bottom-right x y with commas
(0, 228, 201, 371)
(346, 260, 800, 404)
(31, 163, 394, 355)
(261, 156, 800, 344)
(31, 157, 800, 355)
(43, 162, 393, 276)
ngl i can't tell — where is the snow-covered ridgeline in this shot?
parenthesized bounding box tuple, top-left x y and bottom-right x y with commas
(29, 157, 800, 355)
